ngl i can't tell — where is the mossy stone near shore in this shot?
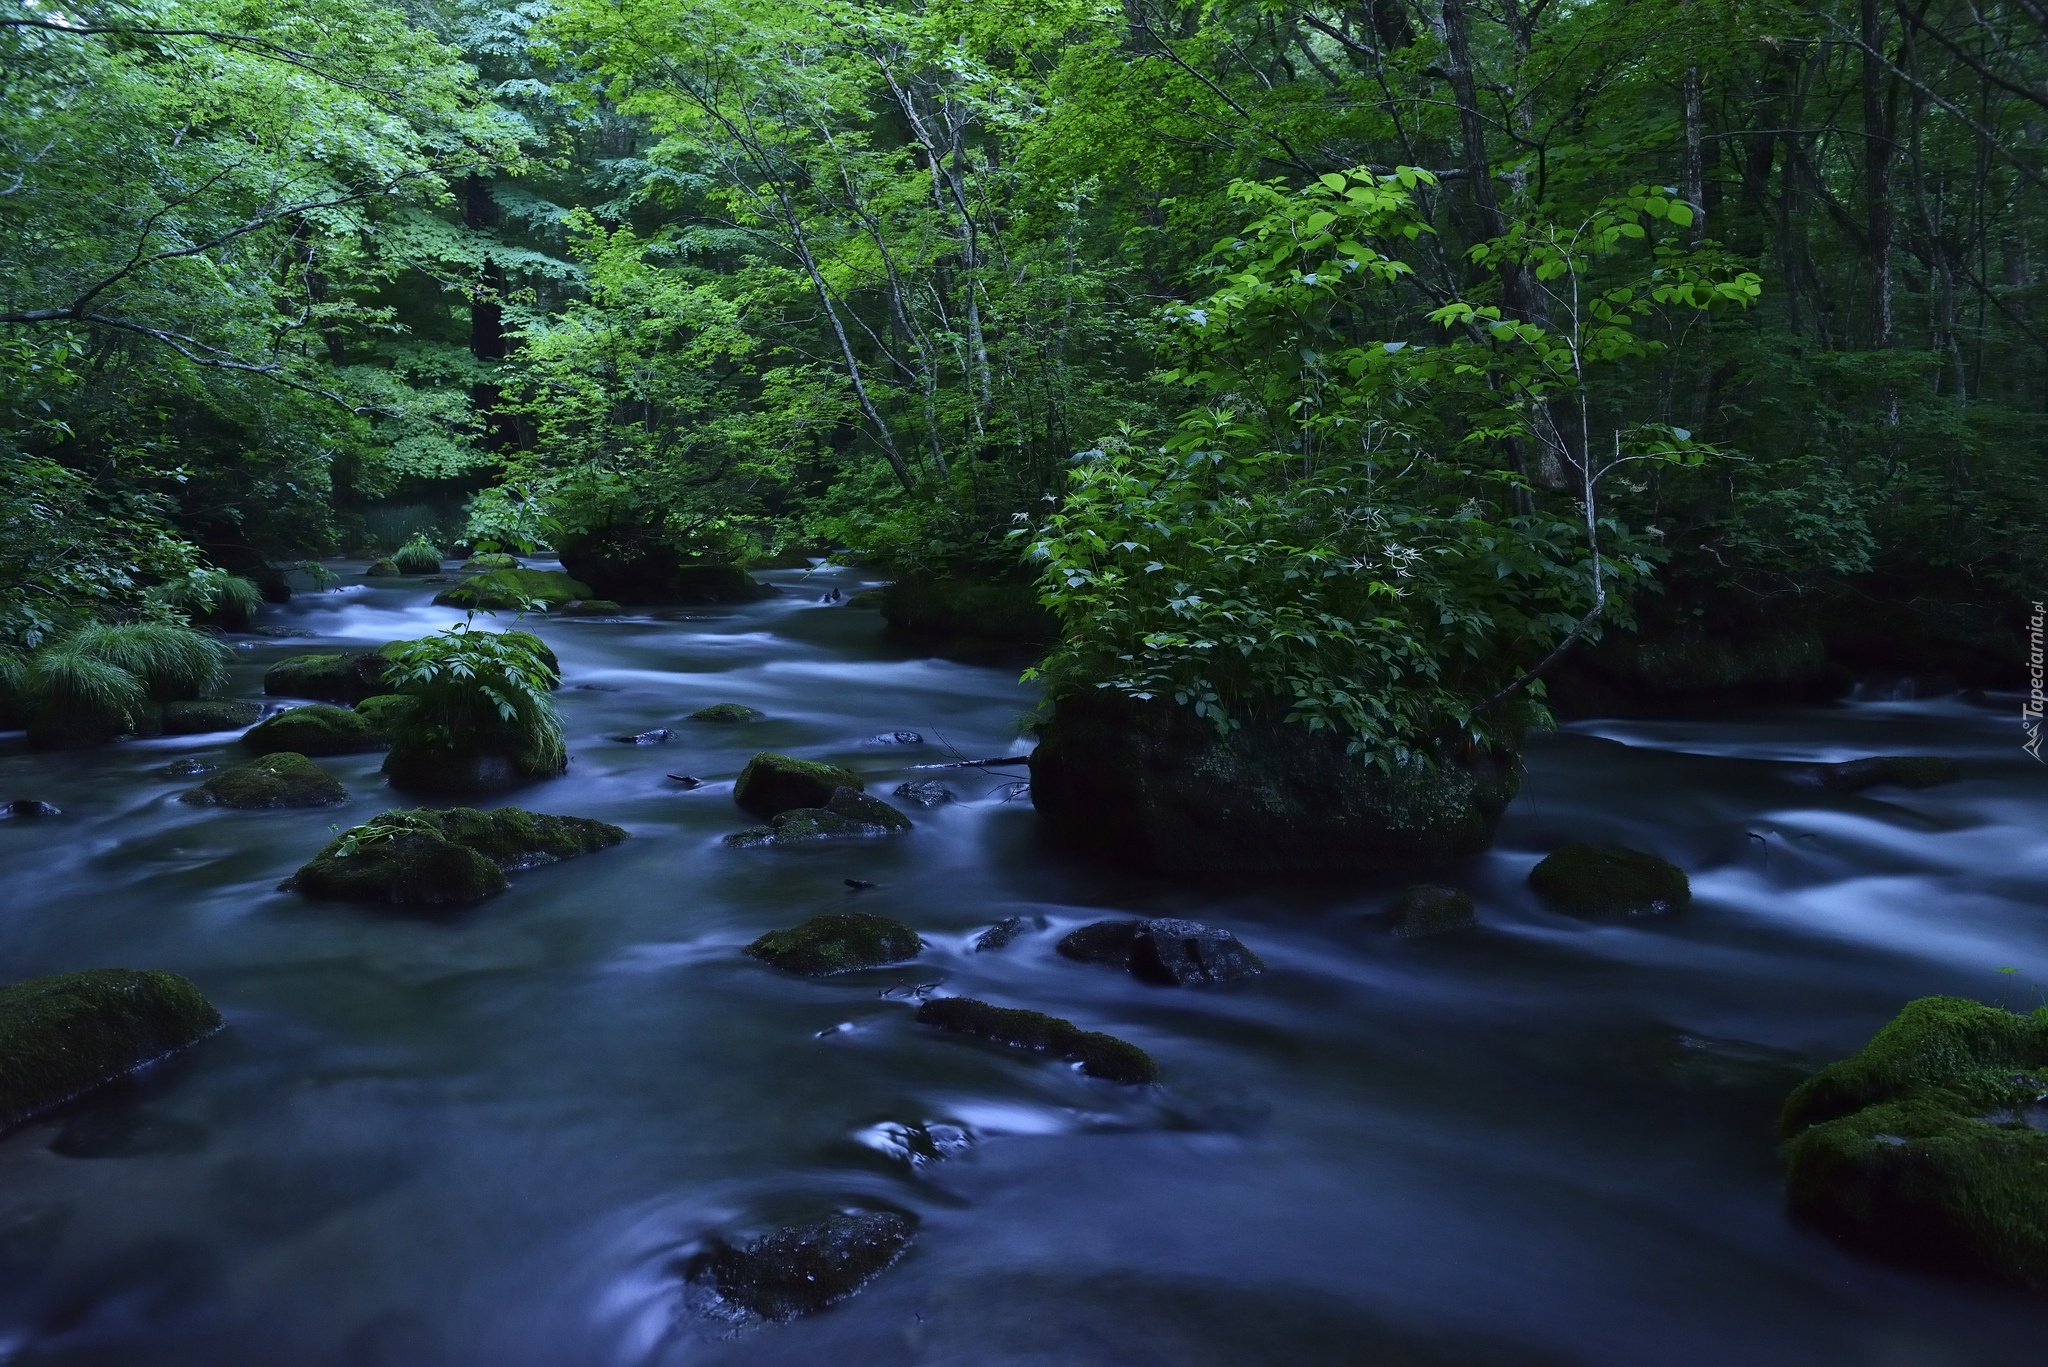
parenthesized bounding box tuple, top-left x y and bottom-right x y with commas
(745, 912, 920, 976)
(1390, 884, 1479, 938)
(263, 652, 392, 704)
(0, 969, 222, 1131)
(1778, 997, 2048, 1289)
(433, 568, 592, 612)
(733, 752, 863, 818)
(291, 807, 628, 908)
(460, 553, 520, 572)
(241, 703, 382, 756)
(696, 1211, 916, 1320)
(1528, 843, 1690, 917)
(352, 693, 419, 739)
(182, 752, 346, 808)
(1818, 756, 1964, 793)
(160, 699, 262, 735)
(365, 558, 401, 577)
(690, 703, 762, 723)
(915, 996, 1157, 1084)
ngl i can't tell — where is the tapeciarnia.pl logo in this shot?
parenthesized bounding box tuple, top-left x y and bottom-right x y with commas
(2027, 599, 2044, 763)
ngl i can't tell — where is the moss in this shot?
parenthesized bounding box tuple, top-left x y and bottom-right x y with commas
(365, 558, 401, 577)
(0, 969, 222, 1131)
(182, 752, 347, 809)
(433, 568, 593, 611)
(240, 703, 381, 756)
(1819, 756, 1964, 793)
(730, 790, 912, 846)
(558, 599, 624, 617)
(1528, 843, 1690, 917)
(1390, 884, 1479, 939)
(352, 693, 419, 739)
(292, 806, 628, 908)
(690, 703, 763, 723)
(161, 699, 262, 734)
(460, 553, 521, 571)
(745, 912, 921, 975)
(845, 588, 885, 610)
(392, 535, 443, 574)
(915, 996, 1157, 1084)
(264, 652, 393, 704)
(697, 1211, 916, 1320)
(1779, 997, 2048, 1136)
(733, 752, 863, 818)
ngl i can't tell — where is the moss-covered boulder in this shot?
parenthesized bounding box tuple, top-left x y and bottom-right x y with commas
(181, 752, 346, 809)
(0, 969, 222, 1131)
(460, 553, 521, 572)
(1528, 844, 1691, 917)
(558, 599, 625, 617)
(365, 557, 401, 578)
(1818, 756, 1964, 793)
(728, 788, 911, 846)
(555, 525, 776, 606)
(733, 752, 863, 819)
(915, 996, 1156, 1084)
(352, 693, 419, 739)
(291, 807, 629, 908)
(1778, 997, 2048, 1288)
(433, 568, 593, 612)
(694, 1211, 916, 1321)
(690, 703, 762, 723)
(160, 699, 262, 735)
(1029, 691, 1521, 875)
(240, 703, 381, 756)
(880, 574, 1056, 644)
(263, 652, 392, 704)
(1389, 884, 1479, 939)
(744, 912, 920, 976)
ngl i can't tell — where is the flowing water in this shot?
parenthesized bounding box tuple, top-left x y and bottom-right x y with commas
(1, 566, 2044, 1366)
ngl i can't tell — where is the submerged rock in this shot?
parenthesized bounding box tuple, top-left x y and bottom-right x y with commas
(1817, 755, 1963, 793)
(182, 753, 346, 809)
(0, 969, 222, 1131)
(433, 568, 593, 612)
(1778, 996, 2048, 1289)
(745, 912, 921, 976)
(241, 703, 382, 756)
(263, 652, 392, 704)
(1528, 844, 1690, 917)
(161, 758, 215, 778)
(1389, 884, 1479, 939)
(1055, 918, 1263, 986)
(695, 1211, 916, 1321)
(160, 699, 262, 735)
(893, 780, 953, 807)
(291, 807, 628, 908)
(727, 788, 911, 847)
(733, 753, 863, 818)
(915, 996, 1156, 1084)
(868, 731, 923, 746)
(690, 703, 762, 723)
(2, 800, 61, 819)
(973, 915, 1044, 952)
(609, 728, 673, 745)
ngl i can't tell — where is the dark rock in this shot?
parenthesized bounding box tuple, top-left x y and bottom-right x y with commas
(1029, 691, 1520, 874)
(352, 694, 418, 740)
(181, 753, 346, 809)
(3, 800, 61, 819)
(868, 731, 923, 745)
(973, 915, 1043, 952)
(744, 912, 921, 976)
(844, 879, 877, 891)
(1056, 918, 1262, 986)
(557, 599, 625, 617)
(555, 525, 776, 606)
(1528, 844, 1691, 917)
(610, 728, 673, 745)
(0, 969, 222, 1131)
(160, 699, 262, 735)
(728, 789, 912, 846)
(365, 558, 401, 578)
(696, 1210, 916, 1320)
(1389, 884, 1479, 939)
(733, 752, 863, 818)
(1817, 756, 1964, 793)
(915, 996, 1156, 1084)
(433, 568, 593, 612)
(666, 774, 703, 789)
(161, 758, 215, 778)
(241, 703, 382, 756)
(690, 703, 762, 723)
(893, 780, 954, 807)
(1778, 996, 2048, 1289)
(263, 652, 392, 704)
(291, 807, 628, 908)
(1056, 920, 1142, 966)
(881, 575, 1056, 644)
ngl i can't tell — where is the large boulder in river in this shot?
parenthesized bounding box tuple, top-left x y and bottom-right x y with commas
(160, 699, 262, 735)
(1028, 692, 1520, 875)
(727, 788, 910, 847)
(291, 807, 628, 908)
(1528, 843, 1690, 917)
(181, 752, 346, 809)
(241, 703, 381, 756)
(264, 652, 392, 704)
(433, 568, 592, 612)
(555, 525, 775, 606)
(0, 969, 222, 1131)
(694, 1211, 916, 1320)
(745, 912, 920, 976)
(1778, 996, 2048, 1289)
(1055, 918, 1263, 986)
(733, 753, 863, 819)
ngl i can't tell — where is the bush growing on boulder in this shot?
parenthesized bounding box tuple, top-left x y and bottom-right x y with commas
(1528, 844, 1690, 917)
(22, 646, 148, 747)
(378, 624, 568, 794)
(65, 623, 228, 701)
(241, 704, 381, 756)
(182, 752, 347, 808)
(392, 535, 443, 574)
(292, 807, 628, 907)
(745, 912, 920, 975)
(0, 968, 222, 1131)
(733, 753, 862, 818)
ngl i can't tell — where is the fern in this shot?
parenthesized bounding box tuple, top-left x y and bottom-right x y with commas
(381, 624, 566, 781)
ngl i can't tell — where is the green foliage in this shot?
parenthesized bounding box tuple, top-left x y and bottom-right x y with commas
(380, 622, 567, 780)
(392, 534, 445, 574)
(148, 569, 263, 629)
(64, 622, 229, 701)
(23, 645, 150, 747)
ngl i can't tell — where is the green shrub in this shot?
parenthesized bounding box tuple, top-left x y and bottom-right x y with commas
(148, 568, 263, 630)
(23, 645, 147, 747)
(66, 622, 229, 700)
(380, 624, 568, 793)
(392, 535, 444, 575)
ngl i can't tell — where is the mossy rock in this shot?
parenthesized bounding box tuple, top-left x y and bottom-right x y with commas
(1055, 918, 1263, 985)
(263, 652, 392, 704)
(726, 789, 911, 847)
(1818, 756, 1964, 793)
(392, 538, 443, 575)
(1528, 843, 1690, 917)
(292, 807, 629, 908)
(160, 699, 262, 735)
(915, 996, 1156, 1084)
(0, 969, 222, 1131)
(697, 1211, 916, 1321)
(1390, 884, 1479, 939)
(557, 599, 625, 617)
(690, 703, 763, 724)
(352, 693, 419, 739)
(1779, 997, 2048, 1288)
(845, 588, 885, 610)
(733, 752, 863, 819)
(433, 568, 593, 612)
(182, 752, 346, 809)
(365, 558, 401, 578)
(744, 912, 920, 976)
(241, 703, 381, 756)
(460, 553, 521, 572)
(880, 574, 1056, 644)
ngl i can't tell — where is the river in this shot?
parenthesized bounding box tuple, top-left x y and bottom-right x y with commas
(0, 564, 2042, 1366)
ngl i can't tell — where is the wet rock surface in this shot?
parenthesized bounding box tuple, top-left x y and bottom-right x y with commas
(2, 800, 61, 819)
(291, 807, 628, 909)
(973, 915, 1044, 952)
(693, 1210, 916, 1320)
(726, 788, 912, 847)
(181, 753, 347, 809)
(1388, 885, 1479, 939)
(0, 970, 222, 1131)
(916, 996, 1157, 1084)
(893, 780, 954, 807)
(241, 703, 382, 756)
(745, 912, 921, 976)
(608, 728, 673, 745)
(263, 652, 392, 704)
(733, 752, 864, 818)
(690, 703, 762, 723)
(1056, 918, 1263, 986)
(1817, 755, 1964, 792)
(1528, 844, 1691, 917)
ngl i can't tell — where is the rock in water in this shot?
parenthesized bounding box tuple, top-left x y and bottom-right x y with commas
(690, 703, 762, 723)
(609, 728, 673, 745)
(1528, 844, 1690, 917)
(745, 912, 921, 976)
(732, 753, 863, 818)
(973, 915, 1042, 952)
(1056, 918, 1262, 985)
(2, 801, 61, 819)
(160, 699, 262, 735)
(291, 807, 628, 908)
(915, 997, 1156, 1084)
(1028, 691, 1519, 874)
(352, 694, 418, 740)
(433, 568, 593, 612)
(893, 780, 953, 807)
(182, 753, 347, 809)
(726, 788, 912, 847)
(0, 969, 222, 1131)
(263, 652, 392, 704)
(868, 731, 923, 746)
(1389, 884, 1479, 939)
(1777, 996, 2048, 1289)
(1817, 755, 1963, 793)
(697, 1211, 916, 1320)
(241, 704, 382, 756)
